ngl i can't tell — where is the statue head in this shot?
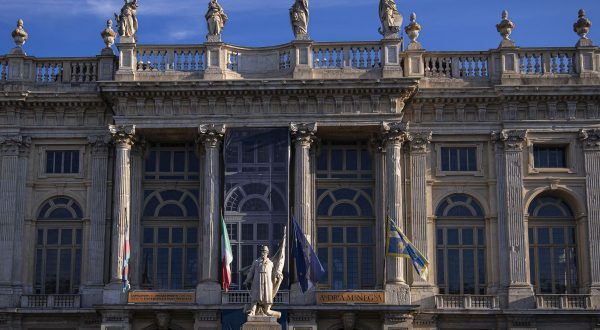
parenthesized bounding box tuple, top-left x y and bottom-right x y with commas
(260, 245, 269, 258)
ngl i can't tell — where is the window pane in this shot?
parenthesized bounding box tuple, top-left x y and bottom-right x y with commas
(361, 226, 373, 244)
(441, 148, 450, 171)
(463, 249, 475, 294)
(346, 227, 358, 243)
(159, 151, 171, 172)
(256, 224, 269, 240)
(318, 248, 328, 285)
(173, 151, 185, 172)
(158, 228, 169, 244)
(332, 248, 344, 290)
(477, 228, 484, 246)
(361, 247, 374, 287)
(447, 229, 459, 245)
(538, 248, 552, 293)
(60, 229, 72, 245)
(142, 248, 154, 286)
(462, 228, 473, 245)
(242, 224, 254, 241)
(478, 249, 485, 286)
(46, 151, 55, 173)
(552, 228, 565, 244)
(467, 147, 476, 171)
(447, 249, 460, 294)
(187, 227, 198, 244)
(346, 150, 358, 171)
(436, 229, 443, 245)
(241, 245, 254, 268)
(172, 228, 183, 244)
(331, 150, 343, 170)
(171, 248, 183, 289)
(185, 248, 198, 288)
(449, 148, 459, 171)
(317, 227, 328, 243)
(332, 227, 343, 243)
(156, 248, 169, 289)
(47, 229, 59, 245)
(347, 247, 358, 289)
(436, 248, 445, 285)
(45, 249, 58, 293)
(537, 228, 550, 244)
(143, 228, 154, 244)
(58, 250, 72, 293)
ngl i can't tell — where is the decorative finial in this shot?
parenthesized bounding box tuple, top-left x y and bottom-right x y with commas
(496, 10, 515, 48)
(404, 12, 422, 50)
(205, 0, 228, 42)
(11, 19, 28, 48)
(574, 8, 593, 47)
(101, 19, 117, 50)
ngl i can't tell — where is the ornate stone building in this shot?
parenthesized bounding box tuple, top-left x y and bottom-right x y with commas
(0, 3, 599, 330)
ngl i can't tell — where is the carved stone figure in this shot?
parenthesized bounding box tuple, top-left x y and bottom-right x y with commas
(574, 9, 592, 46)
(11, 19, 28, 48)
(379, 0, 402, 39)
(496, 10, 515, 47)
(290, 0, 309, 40)
(206, 0, 228, 42)
(404, 12, 422, 49)
(101, 19, 117, 49)
(244, 230, 286, 319)
(114, 0, 138, 40)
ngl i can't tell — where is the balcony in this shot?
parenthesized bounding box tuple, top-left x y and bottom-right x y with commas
(535, 294, 592, 310)
(435, 295, 499, 310)
(222, 290, 289, 304)
(20, 294, 81, 309)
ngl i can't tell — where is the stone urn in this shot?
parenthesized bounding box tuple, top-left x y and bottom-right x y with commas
(496, 10, 515, 40)
(101, 19, 117, 49)
(11, 19, 28, 47)
(573, 9, 592, 40)
(404, 12, 422, 49)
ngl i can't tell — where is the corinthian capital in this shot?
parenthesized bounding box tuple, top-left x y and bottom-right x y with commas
(491, 129, 527, 151)
(381, 121, 409, 145)
(0, 135, 31, 155)
(198, 124, 226, 148)
(290, 122, 317, 147)
(579, 129, 600, 151)
(109, 125, 136, 147)
(407, 131, 432, 153)
(88, 134, 111, 154)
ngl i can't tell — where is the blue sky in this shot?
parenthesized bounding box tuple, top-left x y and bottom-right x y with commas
(0, 0, 598, 57)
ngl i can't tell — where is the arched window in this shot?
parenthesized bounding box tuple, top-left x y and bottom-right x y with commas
(35, 196, 83, 294)
(528, 194, 578, 294)
(141, 189, 199, 290)
(435, 194, 486, 295)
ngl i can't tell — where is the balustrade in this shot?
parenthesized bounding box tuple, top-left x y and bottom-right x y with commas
(0, 58, 7, 81)
(312, 43, 382, 69)
(20, 294, 81, 309)
(424, 52, 489, 78)
(517, 49, 576, 74)
(435, 295, 499, 310)
(536, 294, 591, 309)
(222, 291, 289, 304)
(136, 46, 206, 72)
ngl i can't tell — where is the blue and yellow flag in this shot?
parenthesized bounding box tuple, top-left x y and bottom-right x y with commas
(386, 217, 429, 280)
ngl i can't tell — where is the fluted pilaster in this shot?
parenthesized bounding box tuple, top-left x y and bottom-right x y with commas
(11, 136, 30, 287)
(129, 139, 146, 288)
(109, 125, 135, 283)
(290, 123, 317, 244)
(372, 138, 386, 289)
(580, 129, 600, 289)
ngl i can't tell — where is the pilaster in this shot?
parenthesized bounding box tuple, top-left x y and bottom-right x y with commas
(83, 134, 110, 307)
(381, 121, 410, 304)
(104, 125, 135, 305)
(579, 129, 600, 308)
(372, 138, 386, 289)
(11, 136, 30, 302)
(129, 139, 146, 290)
(491, 129, 534, 309)
(196, 124, 226, 304)
(407, 131, 434, 308)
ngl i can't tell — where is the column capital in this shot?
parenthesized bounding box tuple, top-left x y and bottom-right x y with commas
(88, 134, 111, 155)
(290, 122, 317, 146)
(407, 131, 432, 153)
(491, 129, 527, 151)
(0, 135, 30, 155)
(109, 125, 136, 147)
(131, 137, 148, 158)
(197, 124, 226, 148)
(579, 129, 600, 151)
(381, 121, 409, 145)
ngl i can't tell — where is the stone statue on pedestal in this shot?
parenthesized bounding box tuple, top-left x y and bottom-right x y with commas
(290, 0, 309, 40)
(379, 0, 402, 39)
(114, 0, 138, 40)
(243, 229, 286, 319)
(206, 0, 228, 42)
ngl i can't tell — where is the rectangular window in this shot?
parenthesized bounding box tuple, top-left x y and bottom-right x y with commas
(440, 147, 477, 172)
(46, 150, 80, 174)
(144, 144, 200, 180)
(533, 146, 567, 168)
(34, 228, 82, 294)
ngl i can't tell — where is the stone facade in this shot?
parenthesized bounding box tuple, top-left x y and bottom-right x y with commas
(0, 7, 599, 330)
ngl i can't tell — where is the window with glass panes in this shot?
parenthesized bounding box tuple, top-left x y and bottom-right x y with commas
(533, 146, 567, 168)
(435, 194, 486, 295)
(46, 150, 80, 174)
(34, 196, 83, 294)
(528, 195, 578, 294)
(141, 143, 200, 290)
(440, 147, 477, 172)
(316, 141, 375, 289)
(223, 128, 289, 290)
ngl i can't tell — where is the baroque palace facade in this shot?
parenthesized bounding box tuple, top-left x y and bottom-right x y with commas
(0, 2, 600, 330)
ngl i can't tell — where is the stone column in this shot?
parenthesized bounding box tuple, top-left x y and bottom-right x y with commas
(381, 122, 410, 304)
(84, 135, 110, 306)
(491, 129, 533, 309)
(196, 124, 225, 304)
(104, 125, 135, 304)
(11, 136, 30, 301)
(129, 139, 146, 289)
(372, 139, 386, 289)
(579, 129, 600, 308)
(407, 131, 434, 307)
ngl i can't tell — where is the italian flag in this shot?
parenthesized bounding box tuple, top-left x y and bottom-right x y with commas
(220, 214, 233, 292)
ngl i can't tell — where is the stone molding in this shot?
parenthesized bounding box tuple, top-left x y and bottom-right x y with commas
(407, 131, 432, 153)
(197, 124, 226, 148)
(491, 129, 527, 151)
(381, 121, 409, 145)
(580, 129, 600, 151)
(109, 125, 136, 147)
(290, 122, 317, 146)
(288, 311, 317, 323)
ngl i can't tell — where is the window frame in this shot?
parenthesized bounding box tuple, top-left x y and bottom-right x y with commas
(527, 139, 575, 174)
(435, 143, 484, 177)
(38, 146, 85, 179)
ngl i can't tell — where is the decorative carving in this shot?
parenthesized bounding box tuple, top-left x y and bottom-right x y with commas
(496, 10, 515, 47)
(580, 129, 600, 150)
(381, 121, 409, 145)
(574, 9, 593, 47)
(101, 19, 117, 49)
(288, 311, 316, 323)
(155, 312, 171, 330)
(379, 0, 402, 39)
(114, 0, 138, 40)
(206, 0, 228, 42)
(290, 122, 317, 146)
(11, 19, 28, 48)
(290, 0, 309, 40)
(0, 135, 30, 155)
(413, 313, 437, 327)
(88, 134, 112, 154)
(109, 125, 136, 146)
(341, 312, 356, 330)
(407, 131, 432, 153)
(491, 129, 527, 151)
(195, 310, 220, 322)
(198, 124, 226, 148)
(383, 312, 412, 324)
(405, 13, 422, 50)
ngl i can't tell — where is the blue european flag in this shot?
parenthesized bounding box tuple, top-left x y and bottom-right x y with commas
(292, 216, 326, 293)
(386, 217, 429, 280)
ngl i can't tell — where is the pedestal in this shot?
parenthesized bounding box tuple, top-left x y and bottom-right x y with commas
(242, 315, 281, 330)
(103, 282, 128, 305)
(196, 281, 221, 304)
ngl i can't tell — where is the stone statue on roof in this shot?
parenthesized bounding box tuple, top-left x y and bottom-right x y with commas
(379, 0, 402, 39)
(206, 0, 228, 42)
(114, 0, 139, 40)
(290, 0, 309, 40)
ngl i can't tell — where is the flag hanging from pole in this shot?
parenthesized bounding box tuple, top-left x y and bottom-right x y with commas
(386, 216, 429, 280)
(122, 225, 131, 292)
(292, 216, 326, 293)
(220, 214, 233, 292)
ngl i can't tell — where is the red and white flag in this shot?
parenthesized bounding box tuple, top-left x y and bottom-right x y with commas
(220, 214, 233, 292)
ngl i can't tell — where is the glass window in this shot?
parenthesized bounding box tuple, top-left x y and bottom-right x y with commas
(144, 144, 199, 181)
(316, 142, 372, 179)
(435, 194, 486, 295)
(440, 147, 477, 172)
(534, 146, 567, 168)
(45, 150, 80, 174)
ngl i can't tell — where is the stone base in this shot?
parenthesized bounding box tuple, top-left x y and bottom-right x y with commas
(206, 34, 222, 43)
(101, 47, 115, 56)
(507, 285, 534, 309)
(289, 282, 316, 305)
(196, 281, 222, 304)
(410, 283, 436, 309)
(385, 283, 411, 304)
(81, 285, 104, 307)
(407, 41, 422, 50)
(204, 67, 226, 80)
(0, 285, 17, 308)
(499, 39, 516, 48)
(103, 282, 128, 304)
(8, 46, 26, 56)
(294, 34, 311, 41)
(242, 315, 281, 330)
(576, 38, 593, 47)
